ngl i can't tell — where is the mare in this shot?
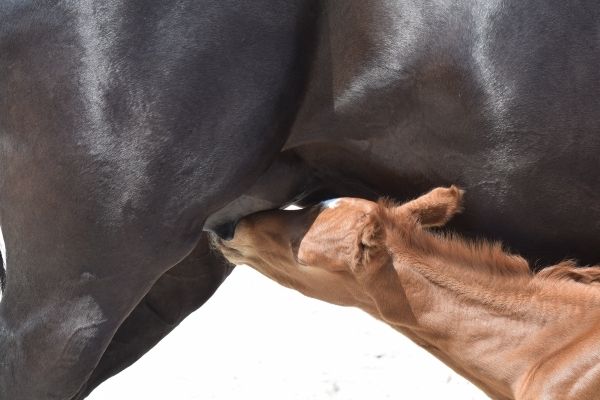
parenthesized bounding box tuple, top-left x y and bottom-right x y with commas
(4, 2, 600, 398)
(216, 187, 600, 400)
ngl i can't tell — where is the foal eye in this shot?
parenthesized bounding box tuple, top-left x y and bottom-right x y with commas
(358, 241, 369, 259)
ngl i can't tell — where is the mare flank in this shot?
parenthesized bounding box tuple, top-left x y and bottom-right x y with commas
(217, 187, 600, 400)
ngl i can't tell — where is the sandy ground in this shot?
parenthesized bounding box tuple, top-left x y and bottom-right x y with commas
(89, 266, 489, 400)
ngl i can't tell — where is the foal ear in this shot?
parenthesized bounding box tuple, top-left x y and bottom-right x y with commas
(398, 186, 464, 227)
(352, 213, 385, 272)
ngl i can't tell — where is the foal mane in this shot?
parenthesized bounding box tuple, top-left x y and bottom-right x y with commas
(376, 200, 530, 278)
(536, 261, 600, 285)
(376, 200, 600, 286)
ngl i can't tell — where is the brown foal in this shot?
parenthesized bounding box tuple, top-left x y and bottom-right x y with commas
(215, 186, 600, 400)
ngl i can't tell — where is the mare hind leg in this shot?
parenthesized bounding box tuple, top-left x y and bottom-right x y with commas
(0, 2, 317, 397)
(400, 186, 464, 227)
(0, 162, 210, 400)
(71, 234, 233, 399)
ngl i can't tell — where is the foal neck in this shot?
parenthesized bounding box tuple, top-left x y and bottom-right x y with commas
(366, 223, 600, 400)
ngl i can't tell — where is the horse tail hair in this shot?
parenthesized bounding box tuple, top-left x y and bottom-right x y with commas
(0, 222, 5, 294)
(0, 248, 4, 293)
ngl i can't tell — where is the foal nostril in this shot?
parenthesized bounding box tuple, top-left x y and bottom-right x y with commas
(206, 221, 238, 241)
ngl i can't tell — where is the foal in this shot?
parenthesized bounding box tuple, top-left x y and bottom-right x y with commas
(215, 187, 600, 400)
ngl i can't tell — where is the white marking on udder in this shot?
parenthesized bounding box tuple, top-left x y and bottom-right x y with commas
(322, 199, 342, 209)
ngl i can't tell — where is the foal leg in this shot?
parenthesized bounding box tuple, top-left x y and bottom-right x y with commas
(400, 186, 464, 227)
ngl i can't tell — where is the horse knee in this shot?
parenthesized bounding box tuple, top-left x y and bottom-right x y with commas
(0, 297, 116, 400)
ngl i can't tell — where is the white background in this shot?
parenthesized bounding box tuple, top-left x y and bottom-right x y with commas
(89, 266, 488, 400)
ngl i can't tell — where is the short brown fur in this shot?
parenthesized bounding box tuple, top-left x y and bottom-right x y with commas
(216, 186, 600, 400)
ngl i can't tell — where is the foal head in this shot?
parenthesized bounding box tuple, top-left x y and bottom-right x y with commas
(215, 186, 464, 306)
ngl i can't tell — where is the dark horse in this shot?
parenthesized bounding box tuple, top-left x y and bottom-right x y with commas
(2, 1, 600, 399)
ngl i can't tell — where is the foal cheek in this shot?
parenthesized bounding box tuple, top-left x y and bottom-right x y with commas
(296, 239, 319, 266)
(297, 239, 350, 272)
